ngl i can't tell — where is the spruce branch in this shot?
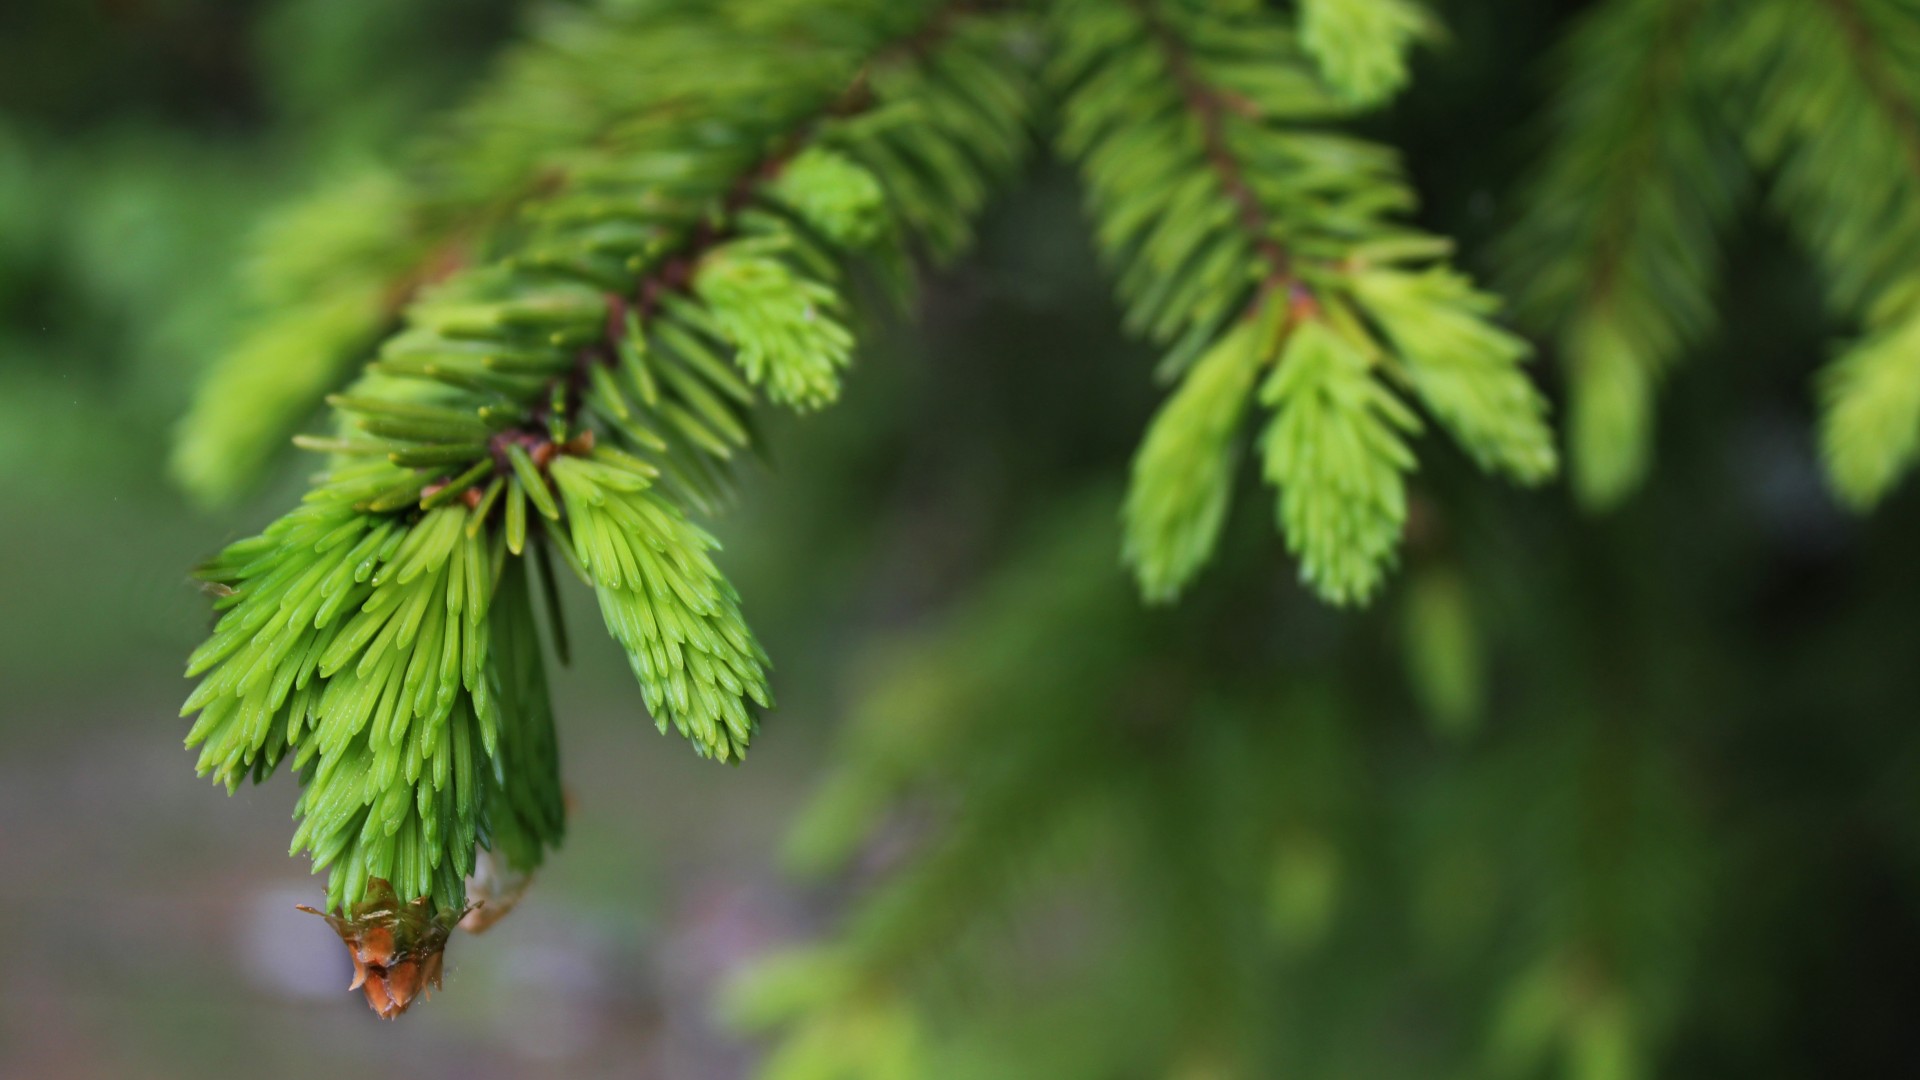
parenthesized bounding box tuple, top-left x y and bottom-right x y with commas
(1054, 0, 1553, 605)
(170, 0, 905, 509)
(1735, 0, 1920, 506)
(178, 0, 1038, 1009)
(1500, 0, 1744, 509)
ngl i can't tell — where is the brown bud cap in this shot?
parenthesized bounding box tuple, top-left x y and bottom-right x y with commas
(298, 879, 469, 1019)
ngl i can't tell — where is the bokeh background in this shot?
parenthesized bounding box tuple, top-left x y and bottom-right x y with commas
(6, 1, 1920, 1077)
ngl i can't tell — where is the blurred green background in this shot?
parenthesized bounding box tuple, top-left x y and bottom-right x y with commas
(6, 1, 1920, 1077)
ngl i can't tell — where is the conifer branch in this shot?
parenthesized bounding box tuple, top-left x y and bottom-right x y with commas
(1137, 0, 1293, 292)
(1501, 0, 1743, 509)
(179, 0, 1037, 973)
(1735, 0, 1920, 506)
(172, 0, 951, 508)
(1820, 0, 1920, 187)
(1053, 0, 1553, 605)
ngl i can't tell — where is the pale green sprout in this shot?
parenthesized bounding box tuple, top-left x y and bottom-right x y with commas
(1299, 0, 1438, 107)
(1124, 313, 1272, 603)
(695, 239, 856, 412)
(1261, 316, 1420, 606)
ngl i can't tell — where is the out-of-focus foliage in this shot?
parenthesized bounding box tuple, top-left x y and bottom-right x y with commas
(747, 489, 1726, 1078)
(1507, 0, 1920, 513)
(1500, 0, 1742, 509)
(170, 170, 422, 502)
(0, 0, 519, 502)
(1733, 0, 1920, 508)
